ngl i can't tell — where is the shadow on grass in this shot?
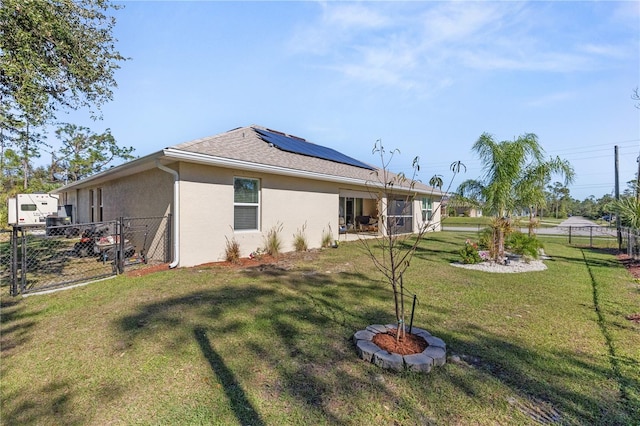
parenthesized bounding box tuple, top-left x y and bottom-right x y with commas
(437, 323, 639, 424)
(114, 267, 402, 423)
(0, 297, 39, 358)
(109, 250, 638, 424)
(194, 326, 265, 426)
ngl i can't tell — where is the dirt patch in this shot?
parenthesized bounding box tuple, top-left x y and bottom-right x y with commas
(626, 313, 640, 324)
(616, 253, 640, 279)
(372, 328, 428, 355)
(125, 250, 324, 278)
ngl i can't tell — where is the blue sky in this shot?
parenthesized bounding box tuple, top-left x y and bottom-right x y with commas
(57, 1, 639, 200)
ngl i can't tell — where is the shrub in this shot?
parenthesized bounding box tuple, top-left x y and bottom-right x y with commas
(293, 223, 308, 252)
(321, 224, 333, 248)
(478, 227, 492, 250)
(506, 231, 543, 258)
(224, 236, 240, 263)
(459, 240, 482, 264)
(264, 223, 283, 257)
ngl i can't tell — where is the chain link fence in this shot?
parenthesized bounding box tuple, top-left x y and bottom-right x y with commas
(4, 216, 170, 296)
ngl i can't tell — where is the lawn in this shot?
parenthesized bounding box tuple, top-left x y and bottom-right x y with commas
(442, 216, 567, 229)
(1, 232, 639, 425)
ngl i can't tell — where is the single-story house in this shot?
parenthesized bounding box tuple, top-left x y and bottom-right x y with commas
(52, 125, 444, 267)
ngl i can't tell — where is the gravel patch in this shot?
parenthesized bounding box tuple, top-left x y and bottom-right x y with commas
(451, 259, 547, 273)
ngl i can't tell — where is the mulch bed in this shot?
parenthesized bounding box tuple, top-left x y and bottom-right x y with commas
(372, 328, 428, 355)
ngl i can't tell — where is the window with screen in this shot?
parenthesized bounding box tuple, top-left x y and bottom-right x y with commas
(387, 198, 413, 234)
(234, 177, 260, 230)
(421, 197, 433, 222)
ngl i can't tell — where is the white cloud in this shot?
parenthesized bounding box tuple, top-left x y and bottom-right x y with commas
(288, 2, 637, 92)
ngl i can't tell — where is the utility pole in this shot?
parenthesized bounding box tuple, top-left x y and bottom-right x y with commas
(615, 146, 622, 250)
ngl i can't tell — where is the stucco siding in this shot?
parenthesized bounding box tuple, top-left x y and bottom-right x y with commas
(67, 169, 172, 223)
(176, 162, 339, 267)
(261, 174, 337, 254)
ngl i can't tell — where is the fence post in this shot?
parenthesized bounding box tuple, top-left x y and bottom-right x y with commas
(117, 218, 125, 274)
(20, 228, 27, 294)
(590, 226, 593, 248)
(10, 227, 18, 296)
(569, 226, 572, 245)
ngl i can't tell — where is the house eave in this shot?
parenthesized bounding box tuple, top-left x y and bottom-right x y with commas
(162, 148, 442, 196)
(52, 148, 443, 197)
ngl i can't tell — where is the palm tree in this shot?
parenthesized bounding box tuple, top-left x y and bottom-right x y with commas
(456, 132, 574, 260)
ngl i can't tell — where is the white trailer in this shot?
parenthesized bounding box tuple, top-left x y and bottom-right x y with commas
(7, 194, 59, 226)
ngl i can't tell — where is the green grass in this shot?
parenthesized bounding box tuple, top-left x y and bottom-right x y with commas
(443, 216, 568, 229)
(2, 232, 639, 425)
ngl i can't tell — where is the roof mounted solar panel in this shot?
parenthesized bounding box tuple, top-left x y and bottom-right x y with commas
(254, 128, 373, 170)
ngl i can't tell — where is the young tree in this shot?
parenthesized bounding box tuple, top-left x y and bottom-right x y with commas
(359, 140, 464, 342)
(55, 124, 134, 182)
(456, 132, 574, 260)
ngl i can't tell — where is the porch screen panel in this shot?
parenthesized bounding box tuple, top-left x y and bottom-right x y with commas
(387, 198, 413, 234)
(234, 177, 260, 230)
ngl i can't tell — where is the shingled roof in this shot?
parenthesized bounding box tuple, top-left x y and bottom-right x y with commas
(172, 125, 377, 181)
(170, 125, 440, 194)
(55, 125, 442, 196)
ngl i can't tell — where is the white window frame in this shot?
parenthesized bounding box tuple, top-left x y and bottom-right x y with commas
(97, 188, 103, 222)
(233, 177, 260, 231)
(421, 197, 433, 222)
(89, 189, 95, 222)
(387, 197, 413, 234)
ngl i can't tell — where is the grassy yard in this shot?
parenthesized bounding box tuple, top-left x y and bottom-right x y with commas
(442, 216, 568, 229)
(1, 232, 639, 425)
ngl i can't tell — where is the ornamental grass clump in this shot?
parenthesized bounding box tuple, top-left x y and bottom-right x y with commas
(293, 223, 308, 252)
(264, 223, 283, 257)
(224, 236, 240, 263)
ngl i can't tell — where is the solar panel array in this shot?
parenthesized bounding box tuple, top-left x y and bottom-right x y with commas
(254, 128, 374, 170)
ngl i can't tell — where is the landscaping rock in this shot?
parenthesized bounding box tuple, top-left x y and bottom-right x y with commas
(355, 324, 447, 373)
(353, 329, 375, 343)
(409, 327, 431, 336)
(424, 335, 446, 349)
(403, 353, 434, 372)
(356, 339, 382, 362)
(423, 346, 446, 366)
(366, 324, 388, 334)
(373, 350, 404, 372)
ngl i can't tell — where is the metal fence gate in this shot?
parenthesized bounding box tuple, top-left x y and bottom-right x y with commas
(2, 216, 170, 296)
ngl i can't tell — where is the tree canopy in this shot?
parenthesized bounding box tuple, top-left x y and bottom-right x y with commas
(54, 123, 134, 182)
(0, 0, 126, 131)
(456, 132, 574, 218)
(456, 132, 574, 259)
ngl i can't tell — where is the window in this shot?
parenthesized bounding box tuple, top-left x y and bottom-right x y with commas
(387, 198, 413, 234)
(234, 177, 260, 230)
(21, 204, 37, 211)
(421, 197, 433, 222)
(89, 189, 95, 222)
(97, 188, 103, 221)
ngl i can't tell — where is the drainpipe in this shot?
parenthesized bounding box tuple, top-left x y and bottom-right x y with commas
(157, 161, 180, 268)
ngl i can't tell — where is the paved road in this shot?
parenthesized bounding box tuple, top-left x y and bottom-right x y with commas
(442, 216, 617, 236)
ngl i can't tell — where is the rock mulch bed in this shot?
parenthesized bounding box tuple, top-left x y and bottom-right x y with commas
(353, 324, 446, 372)
(451, 258, 547, 273)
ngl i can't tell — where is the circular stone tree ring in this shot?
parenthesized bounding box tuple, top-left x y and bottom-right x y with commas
(353, 324, 446, 372)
